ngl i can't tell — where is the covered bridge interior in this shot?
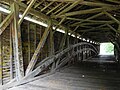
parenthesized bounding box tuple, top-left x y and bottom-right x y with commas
(0, 0, 120, 90)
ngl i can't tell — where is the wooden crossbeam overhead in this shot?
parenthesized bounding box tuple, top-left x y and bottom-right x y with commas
(78, 24, 107, 32)
(55, 7, 120, 17)
(69, 12, 104, 27)
(18, 0, 37, 25)
(56, 0, 83, 16)
(104, 11, 120, 25)
(16, 2, 80, 37)
(67, 17, 114, 23)
(0, 1, 81, 38)
(46, 2, 63, 15)
(106, 0, 120, 4)
(41, 1, 54, 12)
(53, 3, 70, 15)
(34, 0, 44, 8)
(71, 20, 114, 26)
(47, 0, 114, 7)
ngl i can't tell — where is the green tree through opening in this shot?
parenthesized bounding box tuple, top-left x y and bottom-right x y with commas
(100, 43, 114, 55)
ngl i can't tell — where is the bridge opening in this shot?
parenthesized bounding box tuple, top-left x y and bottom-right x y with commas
(99, 42, 114, 55)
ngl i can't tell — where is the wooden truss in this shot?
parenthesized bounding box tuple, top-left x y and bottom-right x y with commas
(0, 0, 120, 89)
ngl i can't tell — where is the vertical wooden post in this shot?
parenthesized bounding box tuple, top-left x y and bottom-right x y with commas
(0, 13, 3, 85)
(12, 3, 24, 81)
(28, 22, 31, 62)
(34, 24, 37, 49)
(49, 28, 55, 70)
(49, 28, 55, 56)
(10, 22, 13, 80)
(59, 28, 68, 50)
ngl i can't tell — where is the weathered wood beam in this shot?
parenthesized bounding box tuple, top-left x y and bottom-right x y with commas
(27, 22, 31, 62)
(41, 1, 54, 12)
(53, 16, 66, 33)
(0, 11, 14, 35)
(47, 0, 113, 7)
(104, 11, 120, 24)
(12, 3, 24, 81)
(106, 0, 120, 4)
(0, 1, 79, 37)
(25, 21, 52, 75)
(34, 0, 44, 9)
(70, 13, 105, 26)
(59, 28, 68, 50)
(78, 24, 107, 32)
(117, 25, 120, 33)
(0, 13, 2, 85)
(24, 42, 98, 79)
(67, 17, 114, 23)
(10, 22, 13, 80)
(56, 7, 119, 17)
(56, 0, 83, 16)
(49, 28, 55, 56)
(53, 3, 70, 15)
(46, 2, 63, 15)
(18, 0, 37, 25)
(72, 21, 114, 26)
(106, 24, 118, 33)
(76, 22, 109, 26)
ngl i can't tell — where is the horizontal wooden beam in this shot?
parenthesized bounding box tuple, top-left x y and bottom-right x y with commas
(104, 11, 120, 25)
(78, 24, 107, 32)
(17, 2, 81, 38)
(47, 0, 113, 7)
(67, 17, 114, 23)
(0, 1, 82, 38)
(106, 0, 120, 4)
(55, 7, 119, 17)
(71, 20, 114, 26)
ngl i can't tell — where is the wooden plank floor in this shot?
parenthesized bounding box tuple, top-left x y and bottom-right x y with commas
(8, 55, 120, 90)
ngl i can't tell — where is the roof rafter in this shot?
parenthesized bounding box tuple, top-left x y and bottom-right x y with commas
(55, 7, 120, 18)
